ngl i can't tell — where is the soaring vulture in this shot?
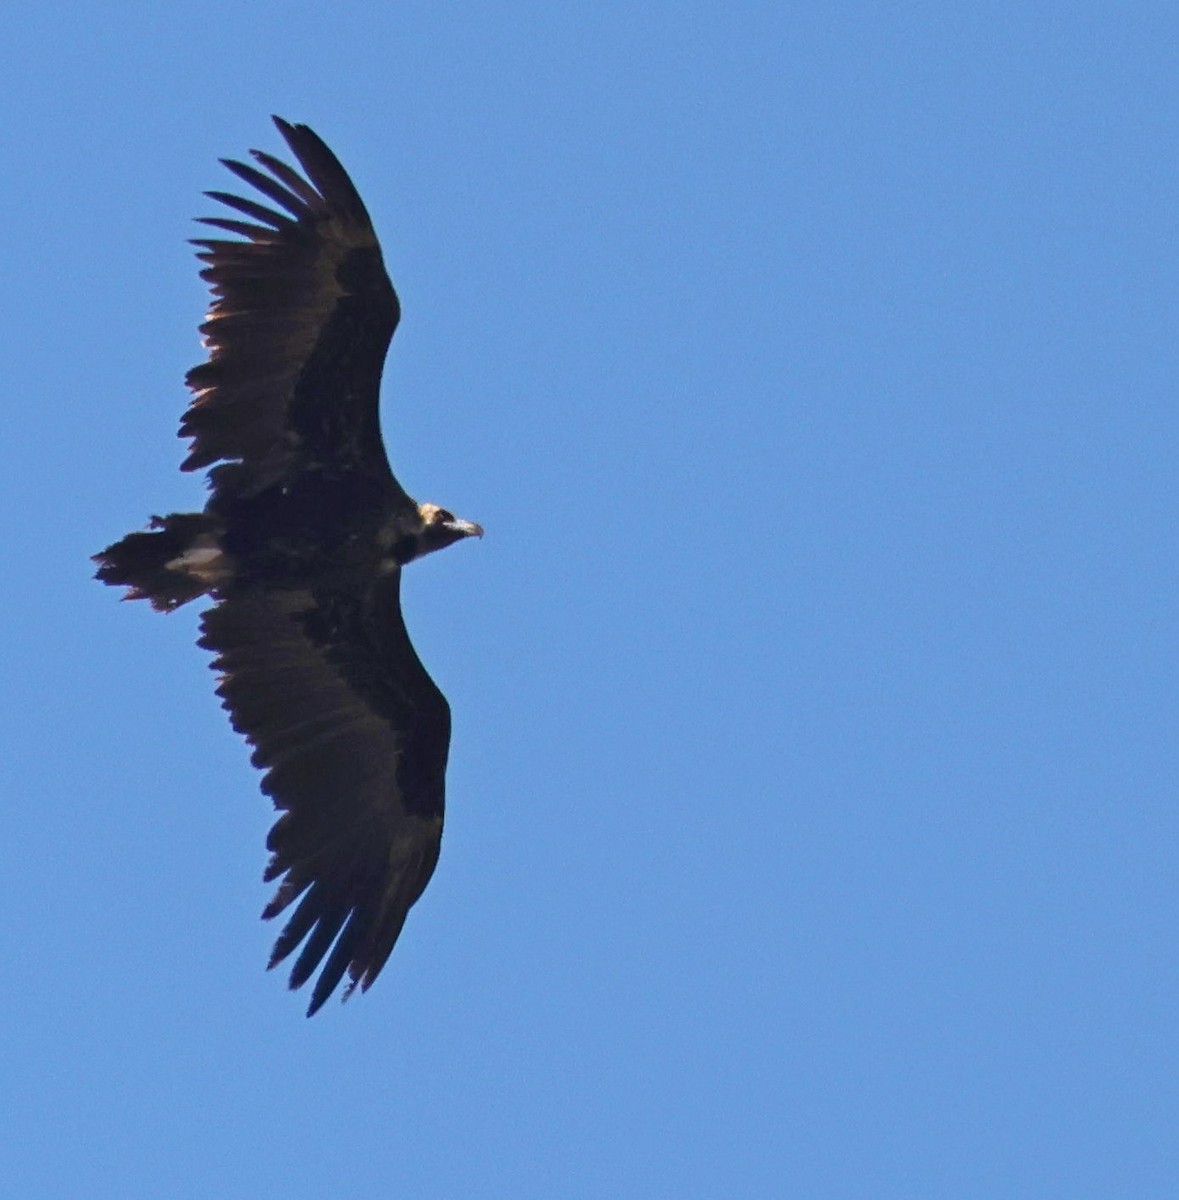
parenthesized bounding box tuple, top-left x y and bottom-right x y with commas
(94, 117, 482, 1015)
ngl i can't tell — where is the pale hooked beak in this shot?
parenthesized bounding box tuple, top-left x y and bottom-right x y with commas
(446, 518, 484, 539)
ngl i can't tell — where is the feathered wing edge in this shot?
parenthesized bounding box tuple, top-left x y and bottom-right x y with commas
(180, 117, 402, 499)
(198, 584, 446, 1015)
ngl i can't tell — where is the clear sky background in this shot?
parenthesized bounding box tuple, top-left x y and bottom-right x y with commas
(3, 3, 1176, 1196)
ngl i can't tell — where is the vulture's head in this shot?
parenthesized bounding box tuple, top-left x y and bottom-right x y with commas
(393, 502, 483, 564)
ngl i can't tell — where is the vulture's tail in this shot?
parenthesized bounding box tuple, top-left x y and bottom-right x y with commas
(93, 512, 225, 612)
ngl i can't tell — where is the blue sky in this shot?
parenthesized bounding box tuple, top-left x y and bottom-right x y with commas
(3, 2, 1176, 1196)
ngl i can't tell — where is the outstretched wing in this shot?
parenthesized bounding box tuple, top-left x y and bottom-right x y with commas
(198, 570, 449, 1015)
(181, 116, 411, 508)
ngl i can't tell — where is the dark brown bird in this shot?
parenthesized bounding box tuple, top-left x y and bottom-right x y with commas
(94, 118, 482, 1015)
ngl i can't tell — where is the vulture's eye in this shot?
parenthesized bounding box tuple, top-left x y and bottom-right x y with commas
(435, 508, 455, 523)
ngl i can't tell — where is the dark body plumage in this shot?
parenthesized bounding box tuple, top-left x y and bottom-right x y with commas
(94, 118, 481, 1015)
